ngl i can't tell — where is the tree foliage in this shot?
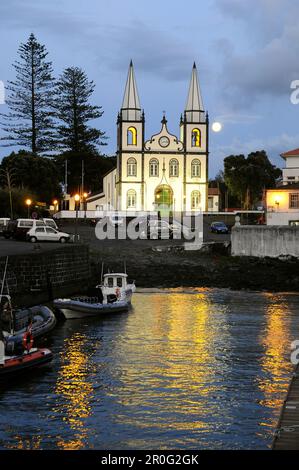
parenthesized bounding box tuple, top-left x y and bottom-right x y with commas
(0, 151, 61, 204)
(224, 150, 281, 208)
(0, 33, 55, 154)
(55, 151, 116, 195)
(53, 67, 106, 153)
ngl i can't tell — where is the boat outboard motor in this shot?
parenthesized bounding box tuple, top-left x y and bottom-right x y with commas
(87, 287, 104, 303)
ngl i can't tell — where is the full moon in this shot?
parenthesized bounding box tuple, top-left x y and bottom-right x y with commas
(212, 122, 222, 132)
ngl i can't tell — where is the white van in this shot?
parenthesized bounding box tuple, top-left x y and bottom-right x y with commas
(42, 218, 58, 230)
(0, 218, 10, 235)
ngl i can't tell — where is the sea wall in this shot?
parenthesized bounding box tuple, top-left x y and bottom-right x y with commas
(231, 225, 299, 258)
(0, 245, 91, 305)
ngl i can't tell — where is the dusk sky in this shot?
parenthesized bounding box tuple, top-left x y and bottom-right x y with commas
(1, 0, 299, 176)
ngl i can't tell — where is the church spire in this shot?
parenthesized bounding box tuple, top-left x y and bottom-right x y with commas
(121, 60, 141, 121)
(185, 62, 205, 123)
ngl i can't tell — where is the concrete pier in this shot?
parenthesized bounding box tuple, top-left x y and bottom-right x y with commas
(273, 364, 299, 449)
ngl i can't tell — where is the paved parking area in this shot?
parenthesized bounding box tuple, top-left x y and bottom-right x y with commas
(0, 219, 231, 257)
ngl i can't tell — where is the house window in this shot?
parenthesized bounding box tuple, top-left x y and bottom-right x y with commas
(191, 191, 201, 209)
(149, 158, 159, 177)
(127, 126, 137, 145)
(191, 159, 201, 177)
(169, 159, 179, 177)
(127, 157, 137, 177)
(289, 193, 299, 209)
(191, 128, 201, 147)
(208, 197, 213, 210)
(127, 189, 136, 208)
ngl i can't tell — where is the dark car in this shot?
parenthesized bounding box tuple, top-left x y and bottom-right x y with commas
(3, 219, 45, 240)
(210, 221, 229, 234)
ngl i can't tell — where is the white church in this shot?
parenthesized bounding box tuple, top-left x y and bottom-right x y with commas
(85, 61, 210, 214)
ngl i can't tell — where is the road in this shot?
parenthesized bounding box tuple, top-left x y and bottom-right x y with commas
(0, 219, 231, 257)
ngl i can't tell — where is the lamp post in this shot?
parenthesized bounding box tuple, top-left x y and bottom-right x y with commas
(53, 199, 58, 214)
(74, 194, 80, 242)
(25, 198, 32, 218)
(83, 192, 88, 219)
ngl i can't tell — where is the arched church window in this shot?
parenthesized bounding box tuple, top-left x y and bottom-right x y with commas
(127, 189, 137, 208)
(127, 126, 137, 145)
(191, 128, 201, 147)
(191, 159, 201, 177)
(127, 157, 137, 177)
(169, 159, 179, 177)
(191, 191, 201, 209)
(149, 158, 159, 177)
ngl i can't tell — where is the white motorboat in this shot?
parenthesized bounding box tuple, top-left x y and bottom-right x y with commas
(54, 273, 136, 319)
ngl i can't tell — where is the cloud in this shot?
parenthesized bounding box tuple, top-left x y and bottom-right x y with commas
(213, 113, 262, 124)
(96, 22, 197, 82)
(215, 0, 299, 106)
(213, 132, 299, 167)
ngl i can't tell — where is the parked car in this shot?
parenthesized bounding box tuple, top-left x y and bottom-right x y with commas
(141, 220, 175, 239)
(26, 226, 70, 243)
(169, 220, 191, 238)
(210, 221, 229, 234)
(41, 218, 58, 230)
(3, 219, 46, 240)
(0, 218, 10, 236)
(108, 214, 125, 226)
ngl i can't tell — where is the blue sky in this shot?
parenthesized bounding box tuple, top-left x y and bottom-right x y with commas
(0, 0, 299, 176)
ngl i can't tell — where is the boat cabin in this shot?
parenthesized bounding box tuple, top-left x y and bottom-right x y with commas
(102, 273, 128, 290)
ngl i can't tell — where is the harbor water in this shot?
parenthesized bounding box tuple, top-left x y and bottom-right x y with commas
(1, 288, 299, 450)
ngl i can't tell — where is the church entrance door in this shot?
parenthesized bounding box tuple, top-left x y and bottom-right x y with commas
(154, 185, 173, 214)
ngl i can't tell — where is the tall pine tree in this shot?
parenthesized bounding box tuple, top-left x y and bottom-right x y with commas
(53, 67, 106, 153)
(1, 33, 55, 154)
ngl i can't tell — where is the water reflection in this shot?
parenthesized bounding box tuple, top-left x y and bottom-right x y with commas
(107, 292, 230, 442)
(1, 289, 299, 450)
(53, 332, 94, 449)
(258, 294, 293, 413)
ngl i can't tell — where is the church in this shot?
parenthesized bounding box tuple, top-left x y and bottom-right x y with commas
(86, 61, 209, 214)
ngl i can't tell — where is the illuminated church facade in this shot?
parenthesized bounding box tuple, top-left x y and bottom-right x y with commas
(87, 61, 209, 213)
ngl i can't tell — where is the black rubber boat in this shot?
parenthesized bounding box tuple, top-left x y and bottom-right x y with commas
(1, 295, 56, 350)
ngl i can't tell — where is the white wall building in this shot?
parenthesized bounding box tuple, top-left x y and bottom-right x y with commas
(86, 61, 209, 214)
(281, 148, 299, 184)
(266, 147, 299, 225)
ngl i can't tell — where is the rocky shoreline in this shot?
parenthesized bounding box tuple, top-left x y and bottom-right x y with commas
(90, 243, 299, 293)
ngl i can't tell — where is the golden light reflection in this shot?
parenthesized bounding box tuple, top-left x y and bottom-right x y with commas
(258, 293, 293, 415)
(113, 291, 227, 433)
(6, 434, 41, 450)
(53, 332, 94, 450)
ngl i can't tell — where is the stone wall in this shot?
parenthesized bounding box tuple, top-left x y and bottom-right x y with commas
(0, 245, 91, 305)
(231, 225, 299, 258)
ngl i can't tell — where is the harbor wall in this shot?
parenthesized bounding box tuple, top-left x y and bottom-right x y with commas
(231, 226, 299, 258)
(0, 245, 91, 305)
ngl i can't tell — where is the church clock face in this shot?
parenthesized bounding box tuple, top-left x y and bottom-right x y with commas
(159, 136, 170, 148)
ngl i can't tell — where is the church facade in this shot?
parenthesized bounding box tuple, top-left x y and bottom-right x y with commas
(87, 62, 209, 213)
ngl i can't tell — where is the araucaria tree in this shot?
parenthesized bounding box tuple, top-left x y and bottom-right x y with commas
(54, 67, 106, 153)
(0, 34, 55, 154)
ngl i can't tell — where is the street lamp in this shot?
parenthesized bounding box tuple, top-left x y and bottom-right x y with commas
(83, 192, 88, 219)
(74, 194, 80, 242)
(53, 199, 58, 213)
(25, 198, 32, 218)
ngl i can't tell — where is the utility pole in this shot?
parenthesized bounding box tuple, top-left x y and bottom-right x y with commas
(64, 159, 68, 195)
